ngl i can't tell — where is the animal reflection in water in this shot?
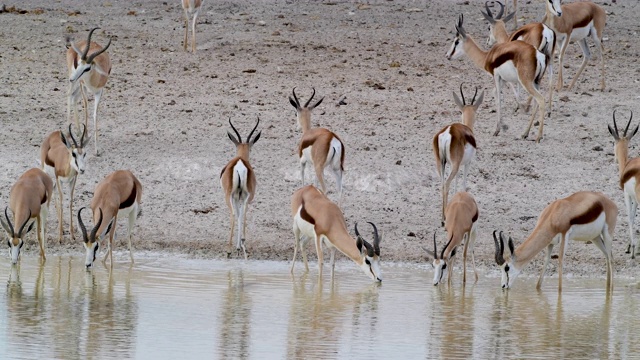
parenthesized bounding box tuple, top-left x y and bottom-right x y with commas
(286, 273, 380, 359)
(219, 269, 251, 359)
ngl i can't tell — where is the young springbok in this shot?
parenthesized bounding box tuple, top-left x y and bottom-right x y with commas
(425, 191, 479, 286)
(77, 170, 142, 269)
(494, 191, 616, 292)
(0, 168, 53, 264)
(607, 109, 640, 258)
(542, 0, 606, 91)
(66, 27, 112, 156)
(289, 88, 345, 201)
(481, 1, 556, 116)
(446, 14, 549, 142)
(291, 185, 381, 282)
(433, 84, 484, 224)
(41, 124, 88, 243)
(220, 118, 261, 259)
(181, 0, 203, 52)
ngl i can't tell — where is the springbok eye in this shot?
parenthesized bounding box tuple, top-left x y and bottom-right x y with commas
(442, 263, 447, 270)
(72, 153, 77, 158)
(365, 259, 371, 265)
(505, 265, 510, 272)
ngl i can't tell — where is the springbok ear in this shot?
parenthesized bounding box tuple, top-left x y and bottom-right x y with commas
(474, 91, 484, 108)
(250, 131, 261, 145)
(24, 222, 35, 235)
(227, 132, 240, 145)
(508, 237, 515, 256)
(289, 97, 299, 110)
(631, 125, 640, 140)
(502, 11, 516, 23)
(449, 247, 457, 259)
(422, 246, 435, 259)
(0, 217, 11, 236)
(607, 124, 618, 140)
(310, 97, 324, 110)
(452, 91, 464, 110)
(356, 235, 364, 254)
(60, 131, 71, 149)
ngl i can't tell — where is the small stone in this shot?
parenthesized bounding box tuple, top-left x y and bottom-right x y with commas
(396, 160, 402, 165)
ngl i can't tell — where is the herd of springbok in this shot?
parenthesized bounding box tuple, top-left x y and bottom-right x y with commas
(0, 0, 630, 293)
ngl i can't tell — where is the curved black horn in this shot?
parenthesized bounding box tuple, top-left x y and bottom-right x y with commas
(247, 117, 260, 143)
(291, 87, 301, 108)
(17, 210, 31, 238)
(228, 118, 242, 143)
(624, 110, 633, 137)
(485, 1, 494, 18)
(78, 207, 89, 243)
(613, 109, 620, 137)
(80, 123, 87, 146)
(433, 232, 438, 260)
(354, 222, 361, 238)
(68, 123, 79, 148)
(304, 88, 316, 108)
(82, 27, 100, 60)
(493, 230, 505, 265)
(367, 221, 380, 255)
(4, 207, 14, 237)
(89, 208, 103, 242)
(440, 233, 454, 260)
(471, 87, 479, 104)
(496, 1, 505, 19)
(459, 83, 466, 105)
(86, 36, 111, 64)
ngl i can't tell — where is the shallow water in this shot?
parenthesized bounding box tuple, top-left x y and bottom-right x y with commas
(0, 256, 639, 359)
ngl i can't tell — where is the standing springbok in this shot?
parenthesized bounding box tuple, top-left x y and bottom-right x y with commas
(66, 27, 112, 156)
(41, 124, 88, 243)
(446, 14, 549, 142)
(289, 88, 345, 201)
(425, 192, 479, 286)
(433, 84, 484, 224)
(482, 1, 556, 116)
(291, 185, 381, 282)
(542, 0, 606, 91)
(494, 191, 616, 292)
(181, 0, 203, 52)
(220, 118, 261, 259)
(0, 168, 53, 264)
(77, 170, 142, 269)
(607, 109, 640, 258)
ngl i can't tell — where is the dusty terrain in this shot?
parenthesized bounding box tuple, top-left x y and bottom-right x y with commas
(1, 0, 639, 278)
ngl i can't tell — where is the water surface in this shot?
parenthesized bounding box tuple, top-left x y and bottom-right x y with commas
(1, 257, 639, 359)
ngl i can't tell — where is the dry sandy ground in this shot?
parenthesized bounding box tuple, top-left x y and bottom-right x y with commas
(0, 0, 639, 279)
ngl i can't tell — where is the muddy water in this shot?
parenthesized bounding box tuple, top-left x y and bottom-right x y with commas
(0, 257, 639, 359)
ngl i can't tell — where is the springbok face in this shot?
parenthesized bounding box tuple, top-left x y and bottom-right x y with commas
(78, 207, 103, 268)
(227, 117, 262, 158)
(355, 222, 382, 282)
(0, 208, 33, 265)
(546, 0, 563, 17)
(424, 233, 455, 286)
(493, 231, 521, 289)
(446, 15, 467, 60)
(68, 27, 111, 83)
(62, 124, 89, 175)
(608, 110, 638, 164)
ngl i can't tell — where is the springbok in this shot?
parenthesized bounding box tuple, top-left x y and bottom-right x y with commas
(482, 1, 556, 116)
(181, 0, 203, 52)
(77, 170, 142, 269)
(289, 88, 344, 201)
(446, 14, 549, 142)
(542, 0, 606, 91)
(433, 84, 484, 224)
(425, 191, 479, 286)
(41, 124, 88, 243)
(607, 109, 640, 258)
(220, 118, 261, 259)
(494, 191, 616, 292)
(0, 168, 53, 264)
(66, 27, 112, 156)
(291, 185, 381, 282)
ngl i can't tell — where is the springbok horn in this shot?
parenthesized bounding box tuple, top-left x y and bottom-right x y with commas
(433, 232, 438, 260)
(496, 1, 505, 19)
(304, 88, 316, 108)
(471, 87, 479, 104)
(17, 210, 31, 238)
(228, 118, 242, 143)
(4, 207, 14, 237)
(459, 83, 466, 105)
(367, 221, 380, 256)
(78, 207, 89, 243)
(86, 36, 111, 64)
(69, 123, 79, 148)
(82, 27, 100, 60)
(247, 117, 260, 143)
(89, 208, 103, 243)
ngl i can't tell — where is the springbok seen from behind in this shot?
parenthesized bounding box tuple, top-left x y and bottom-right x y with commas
(433, 84, 483, 224)
(494, 191, 616, 292)
(289, 88, 344, 202)
(41, 124, 88, 243)
(0, 168, 53, 264)
(425, 191, 479, 286)
(220, 118, 261, 259)
(607, 109, 640, 258)
(291, 185, 382, 282)
(66, 27, 112, 156)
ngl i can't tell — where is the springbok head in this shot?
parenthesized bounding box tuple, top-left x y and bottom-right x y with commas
(493, 230, 520, 289)
(288, 87, 324, 130)
(446, 14, 468, 60)
(546, 0, 563, 17)
(227, 117, 261, 158)
(61, 124, 89, 175)
(68, 27, 112, 82)
(0, 207, 33, 264)
(78, 207, 104, 268)
(424, 233, 456, 286)
(452, 83, 484, 126)
(608, 109, 638, 162)
(354, 222, 382, 282)
(480, 1, 515, 46)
